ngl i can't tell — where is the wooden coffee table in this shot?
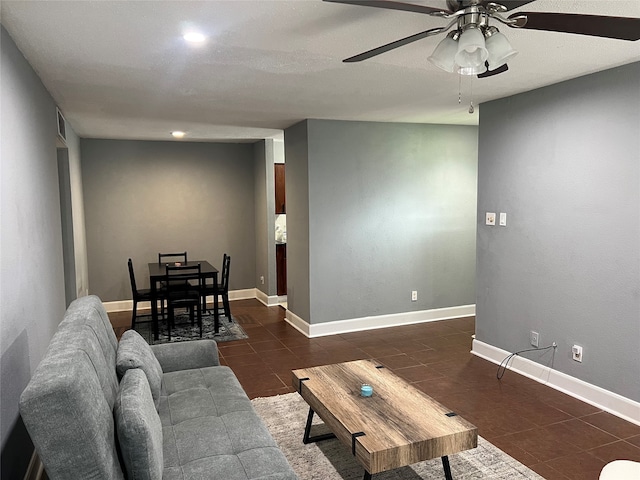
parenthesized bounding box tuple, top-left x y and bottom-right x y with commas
(292, 360, 477, 480)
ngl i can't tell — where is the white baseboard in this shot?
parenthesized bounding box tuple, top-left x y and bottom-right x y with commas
(255, 289, 287, 307)
(227, 288, 258, 301)
(285, 309, 311, 336)
(255, 289, 269, 306)
(472, 339, 640, 426)
(285, 304, 476, 338)
(103, 288, 258, 313)
(23, 450, 45, 480)
(104, 299, 135, 313)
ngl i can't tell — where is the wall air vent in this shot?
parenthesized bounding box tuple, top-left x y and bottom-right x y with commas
(56, 107, 67, 145)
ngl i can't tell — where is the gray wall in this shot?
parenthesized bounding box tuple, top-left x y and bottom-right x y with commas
(81, 139, 257, 302)
(0, 26, 68, 478)
(285, 121, 312, 321)
(254, 139, 277, 296)
(286, 119, 478, 324)
(476, 62, 640, 401)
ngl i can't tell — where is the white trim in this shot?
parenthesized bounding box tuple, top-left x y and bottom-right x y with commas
(285, 309, 311, 336)
(255, 289, 287, 307)
(103, 288, 258, 313)
(104, 299, 136, 312)
(285, 305, 475, 338)
(227, 288, 256, 301)
(255, 289, 270, 306)
(56, 107, 67, 145)
(23, 450, 45, 480)
(472, 339, 640, 426)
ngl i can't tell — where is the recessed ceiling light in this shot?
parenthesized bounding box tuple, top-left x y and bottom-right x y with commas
(183, 32, 206, 44)
(171, 131, 186, 138)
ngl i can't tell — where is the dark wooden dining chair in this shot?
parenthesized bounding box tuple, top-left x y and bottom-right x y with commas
(158, 251, 188, 265)
(164, 263, 203, 340)
(201, 254, 232, 321)
(128, 258, 155, 329)
(158, 251, 189, 290)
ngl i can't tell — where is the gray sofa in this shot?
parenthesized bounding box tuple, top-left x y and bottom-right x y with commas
(19, 295, 297, 480)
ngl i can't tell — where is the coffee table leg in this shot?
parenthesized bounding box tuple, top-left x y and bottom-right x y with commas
(302, 408, 336, 444)
(442, 455, 453, 480)
(360, 457, 450, 480)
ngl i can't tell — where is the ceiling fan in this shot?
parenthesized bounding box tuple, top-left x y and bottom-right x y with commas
(323, 0, 640, 78)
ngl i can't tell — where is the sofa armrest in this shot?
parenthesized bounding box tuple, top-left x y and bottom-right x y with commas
(150, 340, 220, 373)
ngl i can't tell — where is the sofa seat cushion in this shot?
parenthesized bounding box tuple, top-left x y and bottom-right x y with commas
(159, 365, 295, 480)
(162, 451, 298, 480)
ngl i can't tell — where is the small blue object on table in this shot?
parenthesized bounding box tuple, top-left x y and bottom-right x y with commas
(361, 384, 373, 397)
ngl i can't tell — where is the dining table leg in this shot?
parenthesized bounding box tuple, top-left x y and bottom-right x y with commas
(214, 272, 219, 334)
(151, 280, 159, 341)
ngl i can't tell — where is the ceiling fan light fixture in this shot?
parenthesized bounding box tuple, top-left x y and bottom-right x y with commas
(484, 28, 518, 69)
(427, 32, 458, 73)
(456, 63, 488, 75)
(454, 26, 488, 70)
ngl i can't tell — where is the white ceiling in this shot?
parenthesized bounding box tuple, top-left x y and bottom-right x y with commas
(2, 0, 639, 142)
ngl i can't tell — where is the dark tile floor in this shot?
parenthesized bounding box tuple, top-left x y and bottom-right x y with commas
(110, 299, 640, 480)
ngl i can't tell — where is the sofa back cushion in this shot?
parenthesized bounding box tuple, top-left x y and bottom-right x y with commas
(115, 369, 163, 480)
(57, 295, 120, 406)
(116, 329, 163, 408)
(19, 295, 124, 480)
(60, 295, 118, 353)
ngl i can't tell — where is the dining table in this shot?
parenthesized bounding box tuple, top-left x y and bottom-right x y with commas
(148, 260, 219, 340)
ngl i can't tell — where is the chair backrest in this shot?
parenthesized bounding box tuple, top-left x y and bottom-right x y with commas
(220, 254, 231, 290)
(158, 251, 187, 265)
(127, 258, 138, 294)
(164, 263, 202, 292)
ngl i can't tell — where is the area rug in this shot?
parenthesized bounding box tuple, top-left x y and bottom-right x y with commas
(134, 310, 248, 345)
(251, 393, 544, 480)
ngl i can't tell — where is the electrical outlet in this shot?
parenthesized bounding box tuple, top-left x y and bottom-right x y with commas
(411, 290, 418, 301)
(530, 331, 539, 348)
(572, 345, 583, 362)
(486, 212, 496, 226)
(260, 275, 264, 284)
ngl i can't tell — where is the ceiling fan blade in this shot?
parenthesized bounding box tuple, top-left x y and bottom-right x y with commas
(323, 0, 451, 15)
(477, 62, 509, 78)
(508, 12, 640, 41)
(343, 28, 444, 62)
(478, 0, 538, 11)
(480, 0, 536, 11)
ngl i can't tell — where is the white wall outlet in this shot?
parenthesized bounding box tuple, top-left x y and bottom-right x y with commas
(260, 275, 265, 284)
(486, 212, 496, 226)
(530, 331, 539, 348)
(499, 212, 507, 226)
(572, 345, 583, 362)
(411, 290, 418, 301)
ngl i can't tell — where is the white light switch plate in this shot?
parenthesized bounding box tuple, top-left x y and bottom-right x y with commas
(499, 212, 507, 226)
(486, 212, 496, 226)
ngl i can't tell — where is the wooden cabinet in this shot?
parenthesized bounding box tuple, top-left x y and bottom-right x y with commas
(275, 164, 286, 296)
(275, 163, 286, 214)
(276, 243, 287, 296)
